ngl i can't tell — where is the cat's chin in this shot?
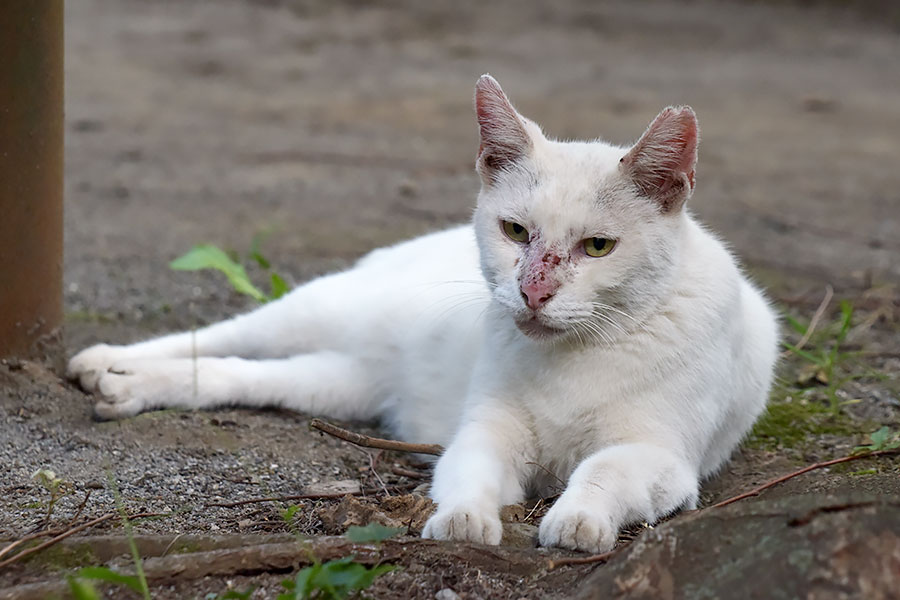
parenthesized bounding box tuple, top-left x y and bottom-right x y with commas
(515, 316, 567, 340)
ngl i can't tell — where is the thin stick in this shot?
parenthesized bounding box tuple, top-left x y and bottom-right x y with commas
(0, 527, 65, 561)
(310, 418, 444, 456)
(0, 511, 166, 569)
(526, 461, 566, 487)
(206, 482, 420, 508)
(391, 466, 427, 479)
(782, 284, 832, 357)
(67, 489, 93, 527)
(709, 449, 900, 509)
(547, 547, 622, 570)
(359, 448, 391, 498)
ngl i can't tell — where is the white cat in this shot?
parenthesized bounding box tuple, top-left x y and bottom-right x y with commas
(68, 75, 778, 553)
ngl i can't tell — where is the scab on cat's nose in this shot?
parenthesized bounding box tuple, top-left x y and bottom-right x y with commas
(542, 253, 562, 266)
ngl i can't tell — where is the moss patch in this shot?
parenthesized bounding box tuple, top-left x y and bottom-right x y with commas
(747, 397, 856, 451)
(24, 542, 99, 571)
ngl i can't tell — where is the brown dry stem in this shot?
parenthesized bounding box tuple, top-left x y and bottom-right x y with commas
(310, 418, 444, 455)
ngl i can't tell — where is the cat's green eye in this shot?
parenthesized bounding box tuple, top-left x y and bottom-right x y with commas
(502, 221, 529, 243)
(584, 237, 616, 257)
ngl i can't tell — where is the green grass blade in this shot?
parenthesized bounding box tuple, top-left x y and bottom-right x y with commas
(106, 471, 152, 600)
(784, 314, 808, 336)
(781, 341, 826, 366)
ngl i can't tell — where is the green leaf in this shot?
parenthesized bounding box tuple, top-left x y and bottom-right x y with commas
(315, 560, 366, 596)
(67, 577, 102, 600)
(277, 557, 395, 599)
(295, 562, 325, 599)
(346, 563, 396, 592)
(75, 566, 144, 593)
(270, 273, 289, 300)
(276, 575, 297, 600)
(280, 577, 296, 591)
(282, 504, 301, 523)
(345, 523, 404, 544)
(870, 426, 891, 448)
(853, 426, 900, 454)
(170, 244, 267, 303)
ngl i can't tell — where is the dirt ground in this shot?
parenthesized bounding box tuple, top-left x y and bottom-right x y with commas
(2, 0, 899, 598)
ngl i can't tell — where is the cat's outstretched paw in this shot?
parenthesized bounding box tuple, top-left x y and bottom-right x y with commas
(67, 344, 128, 392)
(538, 497, 617, 553)
(87, 359, 186, 420)
(421, 504, 502, 545)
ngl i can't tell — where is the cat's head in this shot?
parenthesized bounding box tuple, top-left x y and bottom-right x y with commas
(471, 75, 699, 344)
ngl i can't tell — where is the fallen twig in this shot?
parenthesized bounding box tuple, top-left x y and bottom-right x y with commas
(67, 489, 93, 527)
(0, 511, 166, 569)
(547, 547, 622, 570)
(206, 482, 419, 508)
(310, 418, 444, 455)
(391, 465, 427, 479)
(709, 449, 900, 509)
(0, 528, 65, 562)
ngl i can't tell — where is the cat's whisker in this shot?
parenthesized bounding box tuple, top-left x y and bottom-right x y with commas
(591, 302, 649, 331)
(576, 319, 614, 349)
(586, 311, 629, 340)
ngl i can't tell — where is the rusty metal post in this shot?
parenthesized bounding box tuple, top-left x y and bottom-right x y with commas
(0, 2, 65, 364)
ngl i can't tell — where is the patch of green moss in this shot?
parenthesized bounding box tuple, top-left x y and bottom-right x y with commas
(170, 541, 203, 555)
(747, 397, 856, 451)
(24, 542, 98, 571)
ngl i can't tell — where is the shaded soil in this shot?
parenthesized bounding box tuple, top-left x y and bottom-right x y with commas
(2, 0, 900, 597)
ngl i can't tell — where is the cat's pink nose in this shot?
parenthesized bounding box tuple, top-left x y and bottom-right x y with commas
(520, 281, 556, 310)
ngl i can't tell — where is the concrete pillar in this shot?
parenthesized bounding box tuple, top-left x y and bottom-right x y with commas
(0, 2, 65, 363)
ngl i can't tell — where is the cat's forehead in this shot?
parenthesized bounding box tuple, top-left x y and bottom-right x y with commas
(523, 140, 641, 234)
(536, 139, 625, 177)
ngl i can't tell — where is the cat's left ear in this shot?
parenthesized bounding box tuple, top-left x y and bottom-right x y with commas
(620, 106, 699, 213)
(474, 74, 533, 184)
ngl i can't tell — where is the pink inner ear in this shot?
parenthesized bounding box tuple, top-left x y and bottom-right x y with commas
(622, 107, 699, 204)
(474, 75, 531, 168)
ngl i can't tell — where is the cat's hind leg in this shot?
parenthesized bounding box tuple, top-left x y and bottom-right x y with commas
(89, 351, 377, 421)
(68, 273, 358, 390)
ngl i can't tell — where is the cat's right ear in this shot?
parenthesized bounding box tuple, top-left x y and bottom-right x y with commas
(620, 106, 699, 213)
(474, 75, 532, 184)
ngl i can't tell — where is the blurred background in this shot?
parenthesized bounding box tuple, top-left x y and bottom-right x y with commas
(64, 0, 900, 348)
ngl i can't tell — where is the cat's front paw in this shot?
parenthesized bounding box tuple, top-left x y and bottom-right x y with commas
(421, 503, 502, 545)
(538, 496, 617, 554)
(67, 344, 127, 391)
(90, 360, 175, 420)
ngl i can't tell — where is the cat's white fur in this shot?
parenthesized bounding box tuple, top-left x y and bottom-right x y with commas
(68, 75, 778, 553)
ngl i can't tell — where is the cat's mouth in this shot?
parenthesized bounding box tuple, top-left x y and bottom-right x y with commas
(515, 315, 566, 339)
